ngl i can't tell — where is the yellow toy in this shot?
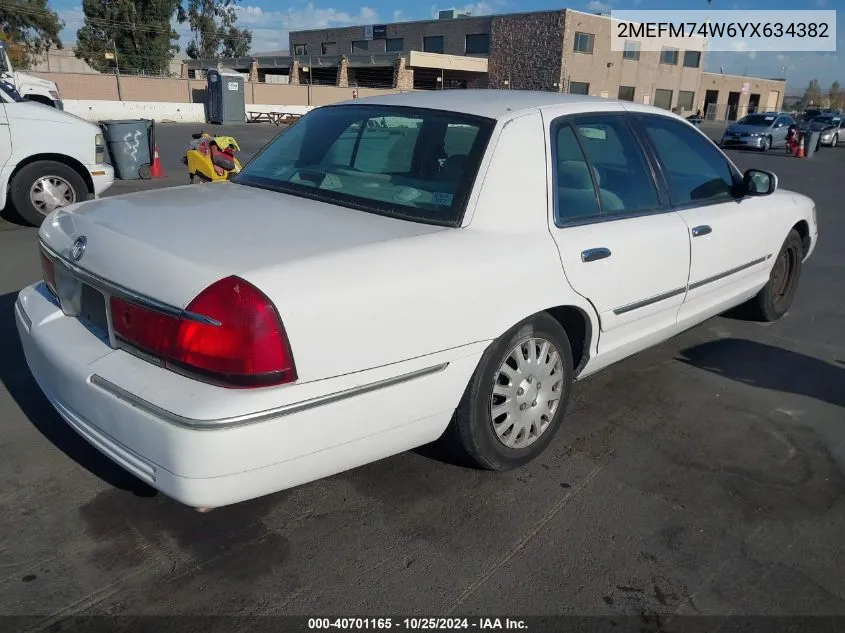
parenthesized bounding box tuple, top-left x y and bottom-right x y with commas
(184, 132, 243, 183)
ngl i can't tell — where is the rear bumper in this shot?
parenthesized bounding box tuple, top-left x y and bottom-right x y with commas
(15, 282, 483, 508)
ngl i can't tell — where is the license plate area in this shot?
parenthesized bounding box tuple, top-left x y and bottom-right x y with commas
(53, 263, 110, 341)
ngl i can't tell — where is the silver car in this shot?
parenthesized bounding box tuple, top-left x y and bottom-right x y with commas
(803, 114, 843, 147)
(720, 112, 794, 151)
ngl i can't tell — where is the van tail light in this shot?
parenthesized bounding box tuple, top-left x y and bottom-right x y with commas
(40, 251, 58, 298)
(110, 276, 297, 388)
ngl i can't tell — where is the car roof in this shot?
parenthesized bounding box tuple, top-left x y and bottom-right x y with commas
(341, 89, 665, 120)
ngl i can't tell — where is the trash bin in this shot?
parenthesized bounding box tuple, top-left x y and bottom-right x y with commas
(99, 119, 153, 179)
(805, 130, 821, 158)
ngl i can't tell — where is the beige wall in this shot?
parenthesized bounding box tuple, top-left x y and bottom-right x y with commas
(699, 72, 786, 117)
(562, 11, 702, 110)
(30, 72, 406, 107)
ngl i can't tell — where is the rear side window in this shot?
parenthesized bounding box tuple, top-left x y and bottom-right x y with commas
(635, 114, 736, 205)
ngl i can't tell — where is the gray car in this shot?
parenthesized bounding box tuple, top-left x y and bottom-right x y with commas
(720, 112, 794, 151)
(800, 114, 843, 147)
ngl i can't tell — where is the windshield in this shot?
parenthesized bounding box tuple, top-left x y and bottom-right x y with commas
(0, 79, 23, 103)
(737, 114, 776, 126)
(235, 104, 495, 227)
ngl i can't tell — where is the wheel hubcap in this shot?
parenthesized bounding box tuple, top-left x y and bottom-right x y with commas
(30, 176, 76, 215)
(490, 337, 564, 449)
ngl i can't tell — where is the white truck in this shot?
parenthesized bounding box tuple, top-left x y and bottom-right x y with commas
(1, 82, 113, 226)
(0, 41, 63, 109)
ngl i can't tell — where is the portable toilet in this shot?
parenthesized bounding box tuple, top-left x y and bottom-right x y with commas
(206, 68, 246, 124)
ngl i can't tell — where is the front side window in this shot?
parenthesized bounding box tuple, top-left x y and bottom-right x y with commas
(635, 114, 737, 206)
(236, 105, 494, 227)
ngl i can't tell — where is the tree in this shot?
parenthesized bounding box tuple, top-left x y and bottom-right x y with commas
(75, 0, 182, 74)
(0, 0, 63, 69)
(803, 79, 822, 106)
(181, 0, 252, 59)
(829, 81, 842, 110)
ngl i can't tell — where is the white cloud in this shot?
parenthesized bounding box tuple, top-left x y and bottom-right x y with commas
(393, 10, 404, 22)
(586, 0, 611, 11)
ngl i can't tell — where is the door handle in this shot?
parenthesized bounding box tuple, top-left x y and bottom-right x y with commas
(581, 247, 611, 263)
(691, 225, 712, 237)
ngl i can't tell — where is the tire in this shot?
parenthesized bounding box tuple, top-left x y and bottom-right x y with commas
(447, 313, 574, 471)
(746, 229, 804, 322)
(10, 160, 89, 227)
(832, 134, 839, 148)
(761, 136, 771, 152)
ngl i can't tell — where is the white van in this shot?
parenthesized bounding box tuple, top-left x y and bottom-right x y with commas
(0, 82, 113, 226)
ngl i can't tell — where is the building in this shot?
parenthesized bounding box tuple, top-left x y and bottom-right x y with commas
(186, 8, 786, 119)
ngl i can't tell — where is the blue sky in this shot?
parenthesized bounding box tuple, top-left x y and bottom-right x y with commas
(50, 0, 843, 93)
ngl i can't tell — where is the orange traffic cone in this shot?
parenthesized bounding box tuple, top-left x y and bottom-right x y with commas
(797, 134, 805, 158)
(150, 145, 165, 178)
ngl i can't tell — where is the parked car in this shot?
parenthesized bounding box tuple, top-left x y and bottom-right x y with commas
(802, 108, 822, 121)
(0, 83, 113, 226)
(800, 114, 843, 147)
(720, 112, 794, 151)
(16, 91, 818, 510)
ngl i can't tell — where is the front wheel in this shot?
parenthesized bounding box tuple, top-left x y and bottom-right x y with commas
(447, 313, 574, 471)
(10, 160, 88, 227)
(761, 136, 772, 152)
(745, 229, 803, 322)
(832, 134, 839, 148)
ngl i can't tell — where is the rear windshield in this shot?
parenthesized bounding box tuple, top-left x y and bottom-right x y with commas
(235, 104, 495, 227)
(737, 114, 775, 126)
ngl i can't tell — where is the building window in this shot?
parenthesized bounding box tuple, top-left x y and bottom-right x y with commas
(683, 50, 701, 68)
(654, 88, 673, 110)
(351, 40, 368, 53)
(321, 42, 336, 55)
(569, 81, 590, 95)
(465, 33, 489, 54)
(677, 90, 695, 111)
(294, 44, 307, 55)
(622, 40, 640, 61)
(386, 38, 404, 52)
(618, 85, 635, 101)
(423, 35, 444, 53)
(573, 31, 594, 54)
(660, 47, 678, 65)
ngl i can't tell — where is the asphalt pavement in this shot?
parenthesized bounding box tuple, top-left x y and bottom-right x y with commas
(0, 122, 844, 629)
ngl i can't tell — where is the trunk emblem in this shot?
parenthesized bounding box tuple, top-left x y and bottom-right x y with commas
(71, 236, 87, 261)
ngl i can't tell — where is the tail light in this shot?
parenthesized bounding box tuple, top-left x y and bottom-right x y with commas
(110, 276, 297, 388)
(40, 251, 58, 298)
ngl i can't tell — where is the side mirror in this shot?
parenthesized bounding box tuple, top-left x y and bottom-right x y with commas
(742, 169, 777, 196)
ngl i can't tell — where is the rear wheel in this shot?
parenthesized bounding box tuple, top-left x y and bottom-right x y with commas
(10, 160, 88, 227)
(745, 229, 803, 322)
(447, 313, 574, 471)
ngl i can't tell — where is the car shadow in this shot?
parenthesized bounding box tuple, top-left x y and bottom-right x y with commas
(0, 291, 157, 497)
(0, 201, 29, 227)
(677, 338, 845, 409)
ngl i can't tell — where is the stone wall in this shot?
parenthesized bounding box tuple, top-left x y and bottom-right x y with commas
(488, 11, 565, 91)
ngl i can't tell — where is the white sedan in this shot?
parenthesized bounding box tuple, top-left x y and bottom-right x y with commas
(15, 91, 818, 510)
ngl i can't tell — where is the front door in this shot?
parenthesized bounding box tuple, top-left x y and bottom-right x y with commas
(542, 109, 691, 360)
(0, 102, 11, 172)
(631, 113, 772, 324)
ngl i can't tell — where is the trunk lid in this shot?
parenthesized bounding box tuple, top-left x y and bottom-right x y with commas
(40, 182, 448, 308)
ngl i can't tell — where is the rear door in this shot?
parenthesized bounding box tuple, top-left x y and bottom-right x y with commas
(542, 109, 691, 358)
(631, 113, 772, 324)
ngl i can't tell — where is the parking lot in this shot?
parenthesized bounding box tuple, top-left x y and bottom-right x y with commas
(1, 121, 844, 629)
